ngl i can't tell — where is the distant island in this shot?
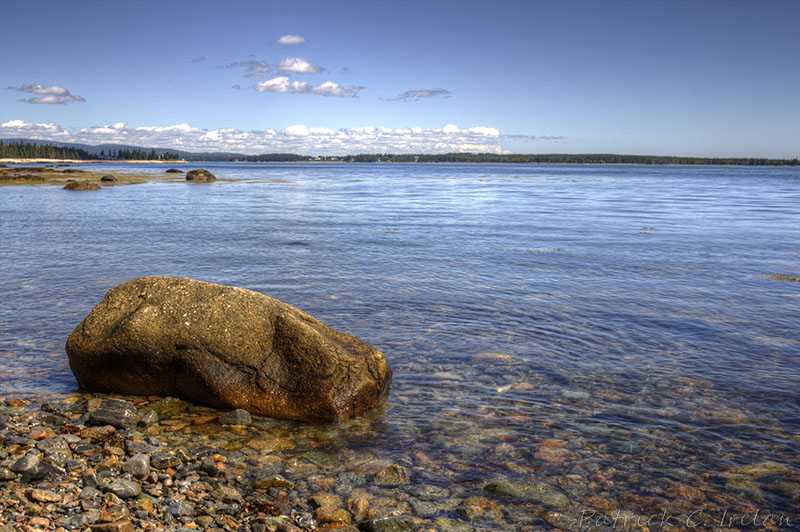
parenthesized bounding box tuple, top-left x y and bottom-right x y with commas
(1, 139, 798, 166)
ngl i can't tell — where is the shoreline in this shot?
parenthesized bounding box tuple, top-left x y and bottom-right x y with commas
(0, 394, 425, 532)
(2, 158, 797, 168)
(0, 159, 186, 164)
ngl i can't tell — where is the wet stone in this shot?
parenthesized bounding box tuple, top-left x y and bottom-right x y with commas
(90, 521, 135, 532)
(293, 512, 317, 529)
(484, 479, 570, 508)
(311, 493, 343, 508)
(768, 480, 800, 501)
(358, 516, 420, 532)
(374, 464, 408, 486)
(315, 506, 352, 525)
(211, 485, 243, 503)
(218, 408, 252, 425)
(167, 499, 195, 516)
(251, 472, 295, 490)
(122, 453, 150, 478)
(150, 451, 182, 469)
(30, 488, 62, 502)
(80, 486, 103, 499)
(106, 478, 142, 498)
(88, 399, 138, 429)
(21, 463, 51, 483)
(61, 433, 82, 444)
(432, 518, 473, 532)
(11, 453, 40, 473)
(200, 456, 218, 476)
(65, 510, 101, 530)
(100, 505, 130, 522)
(138, 409, 159, 427)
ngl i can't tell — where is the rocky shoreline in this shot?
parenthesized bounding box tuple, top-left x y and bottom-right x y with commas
(0, 395, 500, 532)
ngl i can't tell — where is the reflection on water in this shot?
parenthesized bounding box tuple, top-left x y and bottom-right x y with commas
(1, 163, 799, 528)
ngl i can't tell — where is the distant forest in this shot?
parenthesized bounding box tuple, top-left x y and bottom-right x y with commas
(2, 140, 798, 166)
(99, 148, 181, 161)
(187, 152, 800, 165)
(0, 140, 97, 160)
(0, 141, 179, 161)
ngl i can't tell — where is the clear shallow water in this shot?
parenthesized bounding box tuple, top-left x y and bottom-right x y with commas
(2, 163, 799, 528)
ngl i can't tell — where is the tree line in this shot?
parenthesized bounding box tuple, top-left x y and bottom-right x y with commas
(100, 148, 180, 161)
(0, 140, 97, 160)
(3, 140, 797, 165)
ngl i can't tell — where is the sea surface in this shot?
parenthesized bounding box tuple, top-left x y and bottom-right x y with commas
(2, 162, 799, 529)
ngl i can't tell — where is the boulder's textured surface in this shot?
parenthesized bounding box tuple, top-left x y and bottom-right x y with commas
(63, 181, 101, 191)
(185, 169, 216, 182)
(66, 277, 391, 421)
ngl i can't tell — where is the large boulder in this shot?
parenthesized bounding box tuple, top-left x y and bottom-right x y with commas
(66, 277, 392, 422)
(64, 181, 101, 191)
(185, 168, 216, 182)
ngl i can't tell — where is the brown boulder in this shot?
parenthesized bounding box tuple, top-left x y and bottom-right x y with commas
(64, 181, 101, 190)
(185, 168, 216, 182)
(66, 277, 391, 421)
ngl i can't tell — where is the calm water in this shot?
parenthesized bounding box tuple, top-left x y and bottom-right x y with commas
(2, 163, 799, 529)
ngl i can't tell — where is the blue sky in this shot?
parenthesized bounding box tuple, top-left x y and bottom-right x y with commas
(1, 0, 798, 157)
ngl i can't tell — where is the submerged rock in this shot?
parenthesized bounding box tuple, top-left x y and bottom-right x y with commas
(100, 175, 118, 182)
(64, 181, 102, 191)
(484, 479, 570, 508)
(66, 276, 392, 421)
(218, 408, 252, 426)
(165, 168, 184, 173)
(185, 168, 216, 181)
(358, 516, 419, 532)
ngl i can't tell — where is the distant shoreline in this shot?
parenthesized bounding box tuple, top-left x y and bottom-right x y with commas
(2, 158, 798, 167)
(0, 158, 186, 164)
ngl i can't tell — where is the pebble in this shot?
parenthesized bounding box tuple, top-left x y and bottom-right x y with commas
(88, 398, 138, 429)
(122, 453, 150, 478)
(11, 453, 40, 473)
(374, 464, 408, 486)
(218, 408, 252, 425)
(30, 488, 62, 502)
(107, 478, 142, 498)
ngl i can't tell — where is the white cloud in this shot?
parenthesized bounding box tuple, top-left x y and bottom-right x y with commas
(254, 77, 362, 97)
(388, 88, 452, 102)
(276, 34, 307, 45)
(284, 125, 310, 136)
(0, 119, 560, 155)
(310, 81, 360, 97)
(222, 60, 271, 78)
(278, 57, 323, 74)
(10, 84, 85, 104)
(467, 126, 500, 136)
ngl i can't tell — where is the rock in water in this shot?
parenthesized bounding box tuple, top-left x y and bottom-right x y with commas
(64, 181, 102, 191)
(66, 276, 392, 421)
(185, 168, 216, 181)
